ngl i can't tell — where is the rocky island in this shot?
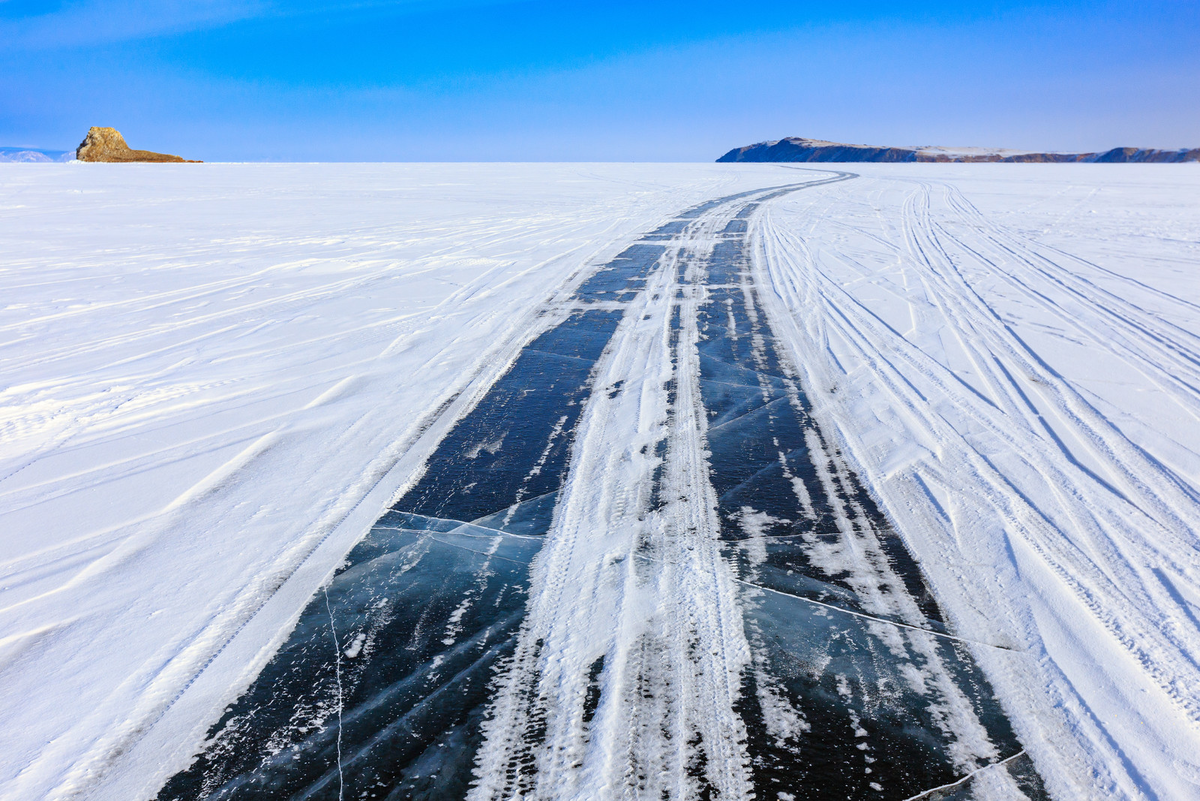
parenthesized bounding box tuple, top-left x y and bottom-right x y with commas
(76, 127, 200, 163)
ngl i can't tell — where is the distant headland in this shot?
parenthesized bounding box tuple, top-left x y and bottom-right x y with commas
(717, 137, 1200, 163)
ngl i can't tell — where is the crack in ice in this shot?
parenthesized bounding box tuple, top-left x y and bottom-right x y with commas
(323, 584, 345, 801)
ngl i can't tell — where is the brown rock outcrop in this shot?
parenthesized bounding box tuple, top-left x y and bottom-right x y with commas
(76, 127, 200, 163)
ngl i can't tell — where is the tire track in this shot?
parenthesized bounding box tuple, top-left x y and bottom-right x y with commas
(754, 177, 1200, 798)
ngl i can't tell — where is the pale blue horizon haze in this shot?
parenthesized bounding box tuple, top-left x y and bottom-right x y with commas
(1, 0, 1198, 161)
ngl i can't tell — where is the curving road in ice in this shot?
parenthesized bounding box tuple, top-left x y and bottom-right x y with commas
(149, 174, 1042, 801)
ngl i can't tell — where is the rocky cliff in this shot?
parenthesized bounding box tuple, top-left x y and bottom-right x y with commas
(76, 127, 200, 163)
(717, 137, 1200, 164)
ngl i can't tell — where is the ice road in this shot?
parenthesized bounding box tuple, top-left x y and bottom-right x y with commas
(1, 163, 1198, 801)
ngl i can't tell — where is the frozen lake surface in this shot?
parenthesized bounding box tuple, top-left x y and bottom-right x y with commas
(1, 163, 1198, 800)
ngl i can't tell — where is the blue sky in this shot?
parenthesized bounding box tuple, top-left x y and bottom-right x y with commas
(1, 1, 1197, 160)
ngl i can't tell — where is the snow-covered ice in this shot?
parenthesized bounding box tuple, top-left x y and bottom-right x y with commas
(754, 164, 1200, 799)
(1, 162, 1198, 800)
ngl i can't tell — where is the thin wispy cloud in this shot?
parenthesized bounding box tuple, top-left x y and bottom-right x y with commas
(0, 0, 511, 49)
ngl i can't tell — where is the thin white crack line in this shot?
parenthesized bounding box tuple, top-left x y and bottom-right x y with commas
(902, 749, 1028, 800)
(372, 523, 543, 540)
(428, 536, 529, 566)
(323, 584, 345, 801)
(731, 576, 1021, 651)
(626, 550, 1018, 651)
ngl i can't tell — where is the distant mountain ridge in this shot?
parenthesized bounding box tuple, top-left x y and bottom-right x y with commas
(0, 147, 72, 163)
(717, 137, 1200, 163)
